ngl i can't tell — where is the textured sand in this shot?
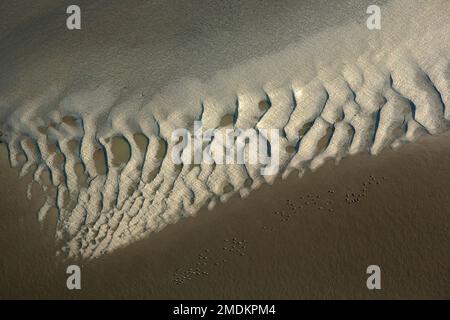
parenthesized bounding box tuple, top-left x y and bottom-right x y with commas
(0, 133, 449, 299)
(1, 0, 449, 258)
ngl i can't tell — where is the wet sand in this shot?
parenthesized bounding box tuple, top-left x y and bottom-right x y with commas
(0, 133, 449, 299)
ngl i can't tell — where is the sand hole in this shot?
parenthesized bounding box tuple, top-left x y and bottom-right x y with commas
(174, 134, 184, 145)
(67, 139, 79, 154)
(223, 183, 234, 193)
(258, 100, 270, 112)
(62, 116, 78, 127)
(285, 145, 296, 153)
(74, 162, 87, 187)
(127, 186, 135, 197)
(347, 126, 355, 136)
(93, 147, 107, 175)
(37, 126, 48, 135)
(155, 139, 167, 160)
(46, 141, 57, 154)
(317, 127, 333, 151)
(16, 153, 26, 166)
(146, 168, 158, 182)
(174, 164, 183, 173)
(299, 121, 314, 137)
(110, 136, 131, 167)
(133, 133, 149, 152)
(53, 153, 65, 168)
(220, 114, 234, 127)
(39, 167, 52, 186)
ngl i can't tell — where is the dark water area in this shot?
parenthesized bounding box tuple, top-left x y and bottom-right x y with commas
(0, 133, 449, 299)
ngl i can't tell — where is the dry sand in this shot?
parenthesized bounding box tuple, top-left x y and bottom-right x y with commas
(0, 133, 449, 299)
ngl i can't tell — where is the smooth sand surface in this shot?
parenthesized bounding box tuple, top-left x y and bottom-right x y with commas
(0, 134, 449, 299)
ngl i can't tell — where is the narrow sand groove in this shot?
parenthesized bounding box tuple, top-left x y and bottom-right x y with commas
(0, 0, 448, 258)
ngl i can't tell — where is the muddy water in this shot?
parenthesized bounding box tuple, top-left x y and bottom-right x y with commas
(0, 133, 449, 299)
